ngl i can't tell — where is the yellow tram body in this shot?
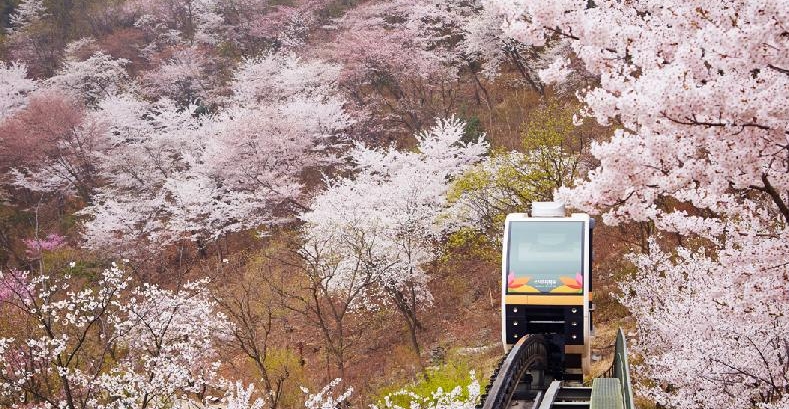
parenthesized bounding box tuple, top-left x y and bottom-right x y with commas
(501, 203, 594, 380)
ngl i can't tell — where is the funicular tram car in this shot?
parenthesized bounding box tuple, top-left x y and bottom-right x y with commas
(501, 202, 594, 382)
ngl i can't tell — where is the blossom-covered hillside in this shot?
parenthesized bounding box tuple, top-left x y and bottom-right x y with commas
(1, 0, 787, 408)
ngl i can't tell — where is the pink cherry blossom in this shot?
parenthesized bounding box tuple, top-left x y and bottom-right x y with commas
(22, 233, 66, 258)
(474, 0, 789, 406)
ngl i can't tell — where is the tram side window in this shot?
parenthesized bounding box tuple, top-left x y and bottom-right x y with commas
(507, 221, 584, 294)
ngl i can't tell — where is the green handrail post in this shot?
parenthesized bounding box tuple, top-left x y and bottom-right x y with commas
(614, 328, 635, 409)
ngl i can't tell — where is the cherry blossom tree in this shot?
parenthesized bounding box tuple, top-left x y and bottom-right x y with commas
(0, 266, 232, 409)
(478, 0, 789, 407)
(329, 0, 452, 83)
(242, 0, 336, 53)
(0, 263, 369, 409)
(3, 0, 52, 74)
(206, 53, 350, 208)
(126, 0, 332, 58)
(44, 48, 130, 106)
(0, 62, 37, 122)
(0, 90, 84, 168)
(408, 0, 582, 95)
(77, 95, 215, 251)
(323, 0, 576, 139)
(141, 46, 212, 105)
(79, 53, 351, 254)
(125, 0, 224, 46)
(6, 0, 47, 32)
(266, 232, 377, 379)
(224, 382, 267, 409)
(300, 117, 488, 368)
(23, 233, 66, 258)
(415, 0, 543, 91)
(1, 38, 133, 200)
(325, 0, 462, 137)
(301, 378, 353, 409)
(620, 241, 789, 409)
(406, 0, 498, 109)
(1, 90, 102, 201)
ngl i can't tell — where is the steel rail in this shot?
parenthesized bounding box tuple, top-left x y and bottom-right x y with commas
(478, 335, 548, 409)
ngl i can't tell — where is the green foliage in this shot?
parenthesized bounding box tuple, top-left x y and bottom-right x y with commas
(521, 101, 576, 151)
(520, 100, 583, 192)
(443, 101, 585, 254)
(373, 359, 482, 407)
(41, 248, 108, 281)
(441, 226, 499, 264)
(262, 346, 311, 409)
(460, 115, 485, 145)
(448, 147, 549, 207)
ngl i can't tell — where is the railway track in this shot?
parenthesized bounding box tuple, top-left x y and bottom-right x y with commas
(478, 335, 547, 409)
(477, 330, 634, 409)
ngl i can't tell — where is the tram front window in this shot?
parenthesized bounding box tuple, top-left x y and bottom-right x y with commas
(506, 221, 584, 294)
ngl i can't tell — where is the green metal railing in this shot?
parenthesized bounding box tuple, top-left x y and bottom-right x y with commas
(603, 328, 635, 409)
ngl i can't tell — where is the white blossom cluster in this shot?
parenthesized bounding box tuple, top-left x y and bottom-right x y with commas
(302, 378, 353, 409)
(372, 372, 480, 409)
(0, 266, 234, 409)
(300, 117, 488, 310)
(0, 62, 36, 122)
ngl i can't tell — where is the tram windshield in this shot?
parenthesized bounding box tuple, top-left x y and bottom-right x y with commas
(506, 221, 584, 294)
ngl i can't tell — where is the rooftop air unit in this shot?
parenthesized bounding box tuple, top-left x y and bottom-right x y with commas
(531, 202, 566, 218)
